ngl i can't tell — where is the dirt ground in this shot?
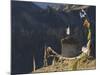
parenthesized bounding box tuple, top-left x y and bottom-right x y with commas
(32, 55, 96, 73)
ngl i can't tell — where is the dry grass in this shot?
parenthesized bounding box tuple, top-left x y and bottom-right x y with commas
(33, 54, 96, 73)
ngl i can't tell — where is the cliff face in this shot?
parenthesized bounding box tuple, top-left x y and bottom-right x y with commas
(11, 1, 96, 74)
